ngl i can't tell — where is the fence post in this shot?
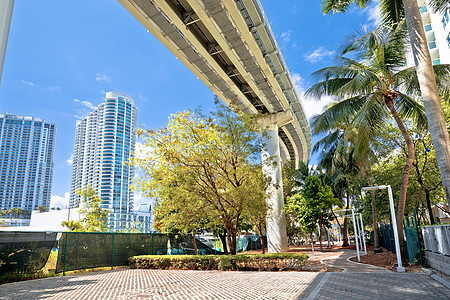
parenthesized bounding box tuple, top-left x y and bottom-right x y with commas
(63, 232, 68, 276)
(111, 232, 115, 270)
(414, 209, 423, 266)
(151, 232, 154, 254)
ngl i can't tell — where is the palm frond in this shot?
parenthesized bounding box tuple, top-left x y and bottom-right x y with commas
(311, 95, 368, 134)
(321, 0, 373, 15)
(428, 0, 450, 14)
(395, 92, 428, 132)
(380, 0, 404, 26)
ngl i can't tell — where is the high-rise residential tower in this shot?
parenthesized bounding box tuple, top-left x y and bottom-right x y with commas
(417, 0, 450, 64)
(0, 114, 56, 212)
(69, 92, 137, 230)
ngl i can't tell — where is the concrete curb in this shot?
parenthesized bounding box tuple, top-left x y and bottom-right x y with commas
(422, 268, 450, 289)
(306, 272, 330, 300)
(346, 255, 392, 272)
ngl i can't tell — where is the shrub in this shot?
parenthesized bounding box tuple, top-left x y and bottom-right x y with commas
(129, 253, 308, 271)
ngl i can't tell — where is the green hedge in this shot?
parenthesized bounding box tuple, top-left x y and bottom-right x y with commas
(129, 253, 308, 271)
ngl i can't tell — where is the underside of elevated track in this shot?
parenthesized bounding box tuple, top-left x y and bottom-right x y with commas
(118, 0, 311, 165)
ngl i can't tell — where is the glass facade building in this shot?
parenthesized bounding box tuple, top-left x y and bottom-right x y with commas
(0, 114, 56, 211)
(69, 92, 138, 231)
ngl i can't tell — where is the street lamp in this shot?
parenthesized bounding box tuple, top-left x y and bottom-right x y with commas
(362, 185, 405, 272)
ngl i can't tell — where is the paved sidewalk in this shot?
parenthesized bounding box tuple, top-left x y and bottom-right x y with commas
(0, 267, 448, 299)
(320, 249, 389, 272)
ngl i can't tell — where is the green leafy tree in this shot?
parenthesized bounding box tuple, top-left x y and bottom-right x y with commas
(36, 206, 48, 213)
(287, 176, 340, 251)
(61, 187, 110, 232)
(131, 101, 265, 255)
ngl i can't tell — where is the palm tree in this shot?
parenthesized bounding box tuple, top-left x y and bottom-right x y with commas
(312, 114, 384, 250)
(306, 22, 439, 254)
(321, 0, 450, 216)
(428, 0, 450, 14)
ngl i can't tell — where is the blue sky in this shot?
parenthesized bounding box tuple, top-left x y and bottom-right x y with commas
(0, 0, 379, 208)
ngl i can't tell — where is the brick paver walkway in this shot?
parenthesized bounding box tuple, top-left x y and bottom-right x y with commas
(320, 249, 389, 272)
(0, 267, 448, 299)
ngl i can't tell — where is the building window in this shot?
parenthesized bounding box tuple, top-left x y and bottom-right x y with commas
(424, 24, 432, 32)
(419, 6, 428, 13)
(432, 59, 441, 65)
(443, 11, 449, 28)
(429, 41, 437, 49)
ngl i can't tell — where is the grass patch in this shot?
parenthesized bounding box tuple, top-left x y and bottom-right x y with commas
(129, 253, 308, 271)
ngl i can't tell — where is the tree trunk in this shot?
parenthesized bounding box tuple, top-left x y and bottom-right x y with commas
(259, 232, 266, 254)
(403, 0, 450, 209)
(385, 98, 415, 257)
(362, 166, 380, 250)
(310, 232, 314, 252)
(193, 233, 198, 255)
(219, 232, 228, 255)
(319, 218, 323, 251)
(425, 190, 435, 225)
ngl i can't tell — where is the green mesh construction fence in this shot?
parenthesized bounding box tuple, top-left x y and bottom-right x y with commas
(378, 211, 423, 264)
(56, 232, 222, 273)
(0, 232, 59, 274)
(237, 235, 267, 252)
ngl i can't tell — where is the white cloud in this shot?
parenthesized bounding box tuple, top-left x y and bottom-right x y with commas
(280, 30, 293, 43)
(364, 2, 381, 27)
(95, 73, 112, 83)
(291, 72, 334, 120)
(66, 154, 73, 165)
(50, 85, 61, 91)
(138, 94, 147, 102)
(50, 192, 70, 209)
(74, 98, 96, 110)
(362, 0, 381, 27)
(20, 80, 35, 87)
(303, 47, 335, 63)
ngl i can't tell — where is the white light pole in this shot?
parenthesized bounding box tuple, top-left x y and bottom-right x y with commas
(358, 213, 367, 255)
(362, 185, 405, 272)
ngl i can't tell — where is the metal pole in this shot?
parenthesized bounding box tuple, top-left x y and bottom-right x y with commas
(356, 216, 363, 251)
(351, 209, 360, 262)
(0, 0, 14, 86)
(387, 185, 405, 272)
(359, 213, 367, 255)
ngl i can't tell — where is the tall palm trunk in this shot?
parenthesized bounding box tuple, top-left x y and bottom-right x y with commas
(385, 97, 415, 257)
(403, 0, 450, 209)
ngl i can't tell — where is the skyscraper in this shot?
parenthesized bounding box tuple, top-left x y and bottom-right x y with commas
(417, 0, 450, 64)
(0, 114, 56, 212)
(69, 92, 137, 231)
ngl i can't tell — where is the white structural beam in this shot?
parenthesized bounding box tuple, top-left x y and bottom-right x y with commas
(0, 0, 14, 86)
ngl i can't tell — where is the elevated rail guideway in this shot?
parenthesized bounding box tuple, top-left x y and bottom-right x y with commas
(119, 0, 311, 253)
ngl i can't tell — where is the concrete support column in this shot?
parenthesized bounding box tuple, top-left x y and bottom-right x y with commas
(0, 0, 14, 86)
(261, 111, 292, 253)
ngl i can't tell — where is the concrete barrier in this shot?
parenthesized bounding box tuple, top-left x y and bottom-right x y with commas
(422, 225, 450, 276)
